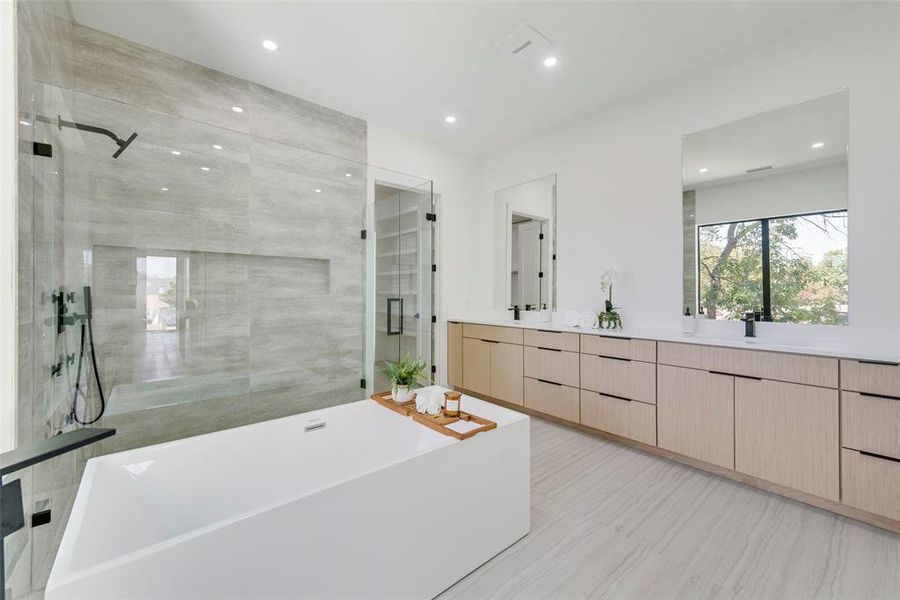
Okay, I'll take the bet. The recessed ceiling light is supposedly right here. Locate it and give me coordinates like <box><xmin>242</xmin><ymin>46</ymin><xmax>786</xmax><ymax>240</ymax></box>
<box><xmin>262</xmin><ymin>40</ymin><xmax>278</xmax><ymax>51</ymax></box>
<box><xmin>314</xmin><ymin>188</ymin><xmax>322</xmax><ymax>193</ymax></box>
<box><xmin>171</xmin><ymin>150</ymin><xmax>181</xmax><ymax>156</ymax></box>
<box><xmin>201</xmin><ymin>166</ymin><xmax>210</xmax><ymax>172</ymax></box>
<box><xmin>161</xmin><ymin>187</ymin><xmax>169</xmax><ymax>191</ymax></box>
<box><xmin>811</xmin><ymin>142</ymin><xmax>825</xmax><ymax>149</ymax></box>
<box><xmin>698</xmin><ymin>167</ymin><xmax>708</xmax><ymax>173</ymax></box>
<box><xmin>344</xmin><ymin>172</ymin><xmax>352</xmax><ymax>178</ymax></box>
<box><xmin>212</xmin><ymin>144</ymin><xmax>223</xmax><ymax>150</ymax></box>
<box><xmin>543</xmin><ymin>56</ymin><xmax>558</xmax><ymax>68</ymax></box>
<box><xmin>19</xmin><ymin>120</ymin><xmax>30</xmax><ymax>126</ymax></box>
<box><xmin>232</xmin><ymin>106</ymin><xmax>244</xmax><ymax>113</ymax></box>
<box><xmin>444</xmin><ymin>115</ymin><xmax>456</xmax><ymax>124</ymax></box>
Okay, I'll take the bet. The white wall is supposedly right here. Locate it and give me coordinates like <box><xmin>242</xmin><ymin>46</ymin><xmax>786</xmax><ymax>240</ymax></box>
<box><xmin>475</xmin><ymin>3</ymin><xmax>900</xmax><ymax>338</ymax></box>
<box><xmin>367</xmin><ymin>123</ymin><xmax>482</xmax><ymax>385</ymax></box>
<box><xmin>694</xmin><ymin>161</ymin><xmax>848</xmax><ymax>225</ymax></box>
<box><xmin>1</xmin><ymin>0</ymin><xmax>17</xmax><ymax>452</ymax></box>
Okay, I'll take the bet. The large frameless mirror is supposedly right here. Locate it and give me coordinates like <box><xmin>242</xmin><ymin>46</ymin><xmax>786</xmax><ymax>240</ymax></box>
<box><xmin>493</xmin><ymin>174</ymin><xmax>557</xmax><ymax>315</ymax></box>
<box><xmin>682</xmin><ymin>90</ymin><xmax>849</xmax><ymax>325</ymax></box>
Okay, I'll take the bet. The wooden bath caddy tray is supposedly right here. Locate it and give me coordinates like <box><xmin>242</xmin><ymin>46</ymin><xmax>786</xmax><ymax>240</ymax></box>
<box><xmin>370</xmin><ymin>391</ymin><xmax>497</xmax><ymax>440</ymax></box>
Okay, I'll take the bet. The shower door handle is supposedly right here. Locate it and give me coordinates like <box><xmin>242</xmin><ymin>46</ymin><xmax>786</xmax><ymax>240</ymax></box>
<box><xmin>387</xmin><ymin>297</ymin><xmax>403</xmax><ymax>336</ymax></box>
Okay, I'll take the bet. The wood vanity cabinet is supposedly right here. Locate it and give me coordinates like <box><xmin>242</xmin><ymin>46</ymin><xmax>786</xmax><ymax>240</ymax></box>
<box><xmin>447</xmin><ymin>322</ymin><xmax>463</xmax><ymax>387</ymax></box>
<box><xmin>580</xmin><ymin>355</ymin><xmax>656</xmax><ymax>404</ymax></box>
<box><xmin>841</xmin><ymin>358</ymin><xmax>900</xmax><ymax>397</ymax></box>
<box><xmin>450</xmin><ymin>320</ymin><xmax>900</xmax><ymax>532</ymax></box>
<box><xmin>462</xmin><ymin>338</ymin><xmax>491</xmax><ymax>396</ymax></box>
<box><xmin>657</xmin><ymin>365</ymin><xmax>735</xmax><ymax>469</ymax></box>
<box><xmin>734</xmin><ymin>377</ymin><xmax>839</xmax><ymax>501</ymax></box>
<box><xmin>580</xmin><ymin>389</ymin><xmax>656</xmax><ymax>446</ymax></box>
<box><xmin>490</xmin><ymin>342</ymin><xmax>524</xmax><ymax>405</ymax></box>
<box><xmin>839</xmin><ymin>359</ymin><xmax>900</xmax><ymax>522</ymax></box>
<box><xmin>461</xmin><ymin>324</ymin><xmax>523</xmax><ymax>405</ymax></box>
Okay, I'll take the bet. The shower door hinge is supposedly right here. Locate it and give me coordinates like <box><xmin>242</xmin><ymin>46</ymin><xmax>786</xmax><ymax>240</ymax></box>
<box><xmin>539</xmin><ymin>233</ymin><xmax>544</xmax><ymax>240</ymax></box>
<box><xmin>33</xmin><ymin>142</ymin><xmax>53</xmax><ymax>158</ymax></box>
<box><xmin>360</xmin><ymin>229</ymin><xmax>367</xmax><ymax>239</ymax></box>
<box><xmin>431</xmin><ymin>315</ymin><xmax>436</xmax><ymax>324</ymax></box>
<box><xmin>538</xmin><ymin>271</ymin><xmax>544</xmax><ymax>278</ymax></box>
<box><xmin>360</xmin><ymin>378</ymin><xmax>366</xmax><ymax>389</ymax></box>
<box><xmin>431</xmin><ymin>365</ymin><xmax>436</xmax><ymax>375</ymax></box>
<box><xmin>431</xmin><ymin>264</ymin><xmax>436</xmax><ymax>272</ymax></box>
<box><xmin>425</xmin><ymin>212</ymin><xmax>436</xmax><ymax>222</ymax></box>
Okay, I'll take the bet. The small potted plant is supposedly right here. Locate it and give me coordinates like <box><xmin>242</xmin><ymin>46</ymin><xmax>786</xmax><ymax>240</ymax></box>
<box><xmin>383</xmin><ymin>356</ymin><xmax>427</xmax><ymax>403</ymax></box>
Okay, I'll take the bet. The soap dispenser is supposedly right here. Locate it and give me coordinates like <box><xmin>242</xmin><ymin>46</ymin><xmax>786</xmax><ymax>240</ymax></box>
<box><xmin>682</xmin><ymin>307</ymin><xmax>694</xmax><ymax>335</ymax></box>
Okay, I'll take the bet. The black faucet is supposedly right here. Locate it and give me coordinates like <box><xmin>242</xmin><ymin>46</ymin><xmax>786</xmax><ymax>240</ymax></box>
<box><xmin>508</xmin><ymin>305</ymin><xmax>521</xmax><ymax>321</ymax></box>
<box><xmin>742</xmin><ymin>312</ymin><xmax>756</xmax><ymax>337</ymax></box>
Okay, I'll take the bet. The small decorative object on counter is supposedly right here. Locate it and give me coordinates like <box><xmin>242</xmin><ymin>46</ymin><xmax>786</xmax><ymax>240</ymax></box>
<box><xmin>444</xmin><ymin>391</ymin><xmax>461</xmax><ymax>417</ymax></box>
<box><xmin>682</xmin><ymin>306</ymin><xmax>694</xmax><ymax>334</ymax></box>
<box><xmin>598</xmin><ymin>268</ymin><xmax>623</xmax><ymax>329</ymax></box>
<box><xmin>382</xmin><ymin>356</ymin><xmax>426</xmax><ymax>404</ymax></box>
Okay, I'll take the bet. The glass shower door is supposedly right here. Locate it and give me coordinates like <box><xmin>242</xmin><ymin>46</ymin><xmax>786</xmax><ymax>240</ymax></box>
<box><xmin>370</xmin><ymin>179</ymin><xmax>434</xmax><ymax>393</ymax></box>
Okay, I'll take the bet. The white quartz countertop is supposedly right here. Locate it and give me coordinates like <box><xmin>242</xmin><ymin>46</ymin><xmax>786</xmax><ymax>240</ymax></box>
<box><xmin>448</xmin><ymin>315</ymin><xmax>900</xmax><ymax>362</ymax></box>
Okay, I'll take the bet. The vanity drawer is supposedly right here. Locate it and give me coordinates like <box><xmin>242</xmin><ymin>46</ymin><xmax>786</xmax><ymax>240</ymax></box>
<box><xmin>841</xmin><ymin>448</ymin><xmax>900</xmax><ymax>522</ymax></box>
<box><xmin>524</xmin><ymin>329</ymin><xmax>579</xmax><ymax>352</ymax></box>
<box><xmin>524</xmin><ymin>378</ymin><xmax>580</xmax><ymax>422</ymax></box>
<box><xmin>580</xmin><ymin>389</ymin><xmax>656</xmax><ymax>446</ymax></box>
<box><xmin>462</xmin><ymin>323</ymin><xmax>523</xmax><ymax>345</ymax></box>
<box><xmin>841</xmin><ymin>359</ymin><xmax>900</xmax><ymax>398</ymax></box>
<box><xmin>842</xmin><ymin>391</ymin><xmax>900</xmax><ymax>460</ymax></box>
<box><xmin>524</xmin><ymin>346</ymin><xmax>579</xmax><ymax>387</ymax></box>
<box><xmin>657</xmin><ymin>342</ymin><xmax>838</xmax><ymax>388</ymax></box>
<box><xmin>580</xmin><ymin>354</ymin><xmax>656</xmax><ymax>404</ymax></box>
<box><xmin>580</xmin><ymin>335</ymin><xmax>656</xmax><ymax>363</ymax></box>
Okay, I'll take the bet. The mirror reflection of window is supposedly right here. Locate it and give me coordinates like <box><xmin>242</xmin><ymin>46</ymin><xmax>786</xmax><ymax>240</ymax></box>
<box><xmin>683</xmin><ymin>90</ymin><xmax>849</xmax><ymax>325</ymax></box>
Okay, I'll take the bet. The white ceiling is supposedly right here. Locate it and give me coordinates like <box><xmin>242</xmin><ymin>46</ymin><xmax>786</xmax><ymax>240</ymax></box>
<box><xmin>69</xmin><ymin>1</ymin><xmax>846</xmax><ymax>156</ymax></box>
<box><xmin>683</xmin><ymin>90</ymin><xmax>848</xmax><ymax>188</ymax></box>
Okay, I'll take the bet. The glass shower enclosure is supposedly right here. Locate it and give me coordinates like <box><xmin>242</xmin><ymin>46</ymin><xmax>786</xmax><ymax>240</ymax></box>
<box><xmin>18</xmin><ymin>79</ymin><xmax>434</xmax><ymax>591</ymax></box>
<box><xmin>365</xmin><ymin>173</ymin><xmax>435</xmax><ymax>394</ymax></box>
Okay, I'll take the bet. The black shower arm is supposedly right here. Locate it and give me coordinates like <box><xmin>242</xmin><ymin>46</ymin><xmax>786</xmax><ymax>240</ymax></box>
<box><xmin>57</xmin><ymin>116</ymin><xmax>127</xmax><ymax>146</ymax></box>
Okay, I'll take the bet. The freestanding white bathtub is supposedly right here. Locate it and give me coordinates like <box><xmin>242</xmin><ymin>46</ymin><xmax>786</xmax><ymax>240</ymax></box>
<box><xmin>46</xmin><ymin>387</ymin><xmax>530</xmax><ymax>599</ymax></box>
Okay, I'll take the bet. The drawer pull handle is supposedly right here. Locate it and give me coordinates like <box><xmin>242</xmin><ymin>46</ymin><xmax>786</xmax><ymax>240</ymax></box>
<box><xmin>537</xmin><ymin>329</ymin><xmax>560</xmax><ymax>334</ymax></box>
<box><xmin>859</xmin><ymin>392</ymin><xmax>900</xmax><ymax>402</ymax></box>
<box><xmin>859</xmin><ymin>450</ymin><xmax>900</xmax><ymax>465</ymax></box>
<box><xmin>537</xmin><ymin>379</ymin><xmax>562</xmax><ymax>387</ymax></box>
<box><xmin>599</xmin><ymin>335</ymin><xmax>632</xmax><ymax>341</ymax></box>
<box><xmin>858</xmin><ymin>359</ymin><xmax>900</xmax><ymax>367</ymax></box>
<box><xmin>537</xmin><ymin>347</ymin><xmax>562</xmax><ymax>353</ymax></box>
<box><xmin>480</xmin><ymin>339</ymin><xmax>501</xmax><ymax>344</ymax></box>
<box><xmin>601</xmin><ymin>355</ymin><xmax>632</xmax><ymax>362</ymax></box>
<box><xmin>601</xmin><ymin>393</ymin><xmax>632</xmax><ymax>403</ymax></box>
<box><xmin>708</xmin><ymin>370</ymin><xmax>761</xmax><ymax>381</ymax></box>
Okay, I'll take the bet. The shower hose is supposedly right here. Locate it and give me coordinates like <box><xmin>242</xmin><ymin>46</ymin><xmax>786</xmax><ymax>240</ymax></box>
<box><xmin>71</xmin><ymin>314</ymin><xmax>106</xmax><ymax>425</ymax></box>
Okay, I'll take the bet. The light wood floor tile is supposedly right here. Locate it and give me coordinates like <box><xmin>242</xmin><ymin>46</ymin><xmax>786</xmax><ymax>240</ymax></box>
<box><xmin>438</xmin><ymin>418</ymin><xmax>900</xmax><ymax>600</ymax></box>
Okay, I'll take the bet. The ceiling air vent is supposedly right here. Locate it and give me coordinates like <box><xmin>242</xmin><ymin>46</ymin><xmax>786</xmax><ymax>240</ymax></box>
<box><xmin>495</xmin><ymin>23</ymin><xmax>552</xmax><ymax>65</ymax></box>
<box><xmin>746</xmin><ymin>165</ymin><xmax>774</xmax><ymax>174</ymax></box>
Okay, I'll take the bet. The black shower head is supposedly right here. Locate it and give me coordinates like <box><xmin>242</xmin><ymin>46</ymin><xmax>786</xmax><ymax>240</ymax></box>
<box><xmin>113</xmin><ymin>132</ymin><xmax>138</xmax><ymax>159</ymax></box>
<box><xmin>56</xmin><ymin>116</ymin><xmax>138</xmax><ymax>158</ymax></box>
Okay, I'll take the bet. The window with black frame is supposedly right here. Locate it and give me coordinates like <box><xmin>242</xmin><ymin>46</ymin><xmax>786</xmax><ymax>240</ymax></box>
<box><xmin>698</xmin><ymin>209</ymin><xmax>847</xmax><ymax>324</ymax></box>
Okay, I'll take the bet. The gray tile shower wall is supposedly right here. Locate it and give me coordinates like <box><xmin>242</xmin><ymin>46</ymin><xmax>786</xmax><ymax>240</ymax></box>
<box><xmin>12</xmin><ymin>2</ymin><xmax>367</xmax><ymax>595</ymax></box>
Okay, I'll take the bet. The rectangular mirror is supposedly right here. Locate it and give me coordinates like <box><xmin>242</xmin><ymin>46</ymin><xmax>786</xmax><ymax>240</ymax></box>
<box><xmin>682</xmin><ymin>90</ymin><xmax>848</xmax><ymax>325</ymax></box>
<box><xmin>494</xmin><ymin>174</ymin><xmax>557</xmax><ymax>313</ymax></box>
